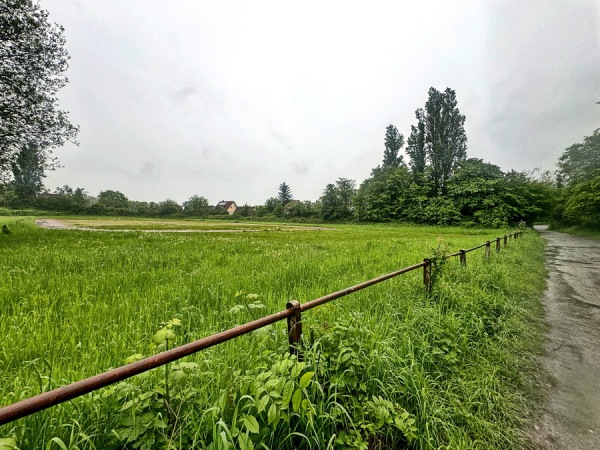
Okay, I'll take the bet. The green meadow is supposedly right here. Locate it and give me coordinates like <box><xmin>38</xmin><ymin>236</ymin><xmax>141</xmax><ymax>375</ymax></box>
<box><xmin>0</xmin><ymin>218</ymin><xmax>546</xmax><ymax>449</ymax></box>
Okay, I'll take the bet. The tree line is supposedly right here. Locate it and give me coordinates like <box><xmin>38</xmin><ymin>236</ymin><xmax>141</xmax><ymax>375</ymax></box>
<box><xmin>1</xmin><ymin>1</ymin><xmax>595</xmax><ymax>229</ymax></box>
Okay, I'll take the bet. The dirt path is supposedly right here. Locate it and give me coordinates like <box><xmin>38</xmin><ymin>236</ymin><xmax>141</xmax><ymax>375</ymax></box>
<box><xmin>531</xmin><ymin>225</ymin><xmax>600</xmax><ymax>449</ymax></box>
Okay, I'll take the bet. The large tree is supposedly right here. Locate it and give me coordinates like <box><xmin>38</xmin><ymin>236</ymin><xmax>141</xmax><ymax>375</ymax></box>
<box><xmin>98</xmin><ymin>190</ymin><xmax>128</xmax><ymax>209</ymax></box>
<box><xmin>382</xmin><ymin>124</ymin><xmax>405</xmax><ymax>168</ymax></box>
<box><xmin>406</xmin><ymin>87</ymin><xmax>467</xmax><ymax>196</ymax></box>
<box><xmin>11</xmin><ymin>142</ymin><xmax>46</xmax><ymax>200</ymax></box>
<box><xmin>320</xmin><ymin>178</ymin><xmax>356</xmax><ymax>221</ymax></box>
<box><xmin>183</xmin><ymin>195</ymin><xmax>209</xmax><ymax>217</ymax></box>
<box><xmin>555</xmin><ymin>129</ymin><xmax>600</xmax><ymax>228</ymax></box>
<box><xmin>277</xmin><ymin>182</ymin><xmax>292</xmax><ymax>205</ymax></box>
<box><xmin>557</xmin><ymin>129</ymin><xmax>600</xmax><ymax>186</ymax></box>
<box><xmin>0</xmin><ymin>0</ymin><xmax>78</xmax><ymax>179</ymax></box>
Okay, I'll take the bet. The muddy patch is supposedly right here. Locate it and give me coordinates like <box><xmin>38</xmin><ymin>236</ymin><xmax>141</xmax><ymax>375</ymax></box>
<box><xmin>34</xmin><ymin>219</ymin><xmax>332</xmax><ymax>233</ymax></box>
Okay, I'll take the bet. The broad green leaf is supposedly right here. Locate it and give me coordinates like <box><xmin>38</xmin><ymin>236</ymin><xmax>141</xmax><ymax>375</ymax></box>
<box><xmin>243</xmin><ymin>415</ymin><xmax>260</xmax><ymax>434</ymax></box>
<box><xmin>153</xmin><ymin>328</ymin><xmax>176</xmax><ymax>345</ymax></box>
<box><xmin>257</xmin><ymin>394</ymin><xmax>269</xmax><ymax>413</ymax></box>
<box><xmin>299</xmin><ymin>371</ymin><xmax>315</xmax><ymax>389</ymax></box>
<box><xmin>124</xmin><ymin>353</ymin><xmax>143</xmax><ymax>364</ymax></box>
<box><xmin>281</xmin><ymin>380</ymin><xmax>294</xmax><ymax>406</ymax></box>
<box><xmin>292</xmin><ymin>388</ymin><xmax>302</xmax><ymax>412</ymax></box>
<box><xmin>267</xmin><ymin>403</ymin><xmax>278</xmax><ymax>425</ymax></box>
<box><xmin>0</xmin><ymin>438</ymin><xmax>18</xmax><ymax>450</ymax></box>
<box><xmin>238</xmin><ymin>433</ymin><xmax>254</xmax><ymax>450</ymax></box>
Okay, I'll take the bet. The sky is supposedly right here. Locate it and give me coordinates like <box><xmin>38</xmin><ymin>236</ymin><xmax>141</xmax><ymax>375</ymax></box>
<box><xmin>42</xmin><ymin>0</ymin><xmax>600</xmax><ymax>206</ymax></box>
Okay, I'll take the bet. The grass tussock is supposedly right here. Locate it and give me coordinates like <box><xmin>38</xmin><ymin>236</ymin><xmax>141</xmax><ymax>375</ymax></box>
<box><xmin>0</xmin><ymin>217</ymin><xmax>546</xmax><ymax>449</ymax></box>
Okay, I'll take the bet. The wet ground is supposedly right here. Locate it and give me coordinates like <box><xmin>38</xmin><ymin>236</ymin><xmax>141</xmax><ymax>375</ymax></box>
<box><xmin>34</xmin><ymin>219</ymin><xmax>331</xmax><ymax>233</ymax></box>
<box><xmin>531</xmin><ymin>225</ymin><xmax>600</xmax><ymax>449</ymax></box>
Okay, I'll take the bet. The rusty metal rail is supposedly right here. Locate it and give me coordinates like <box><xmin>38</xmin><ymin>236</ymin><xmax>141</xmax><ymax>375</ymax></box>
<box><xmin>0</xmin><ymin>231</ymin><xmax>524</xmax><ymax>426</ymax></box>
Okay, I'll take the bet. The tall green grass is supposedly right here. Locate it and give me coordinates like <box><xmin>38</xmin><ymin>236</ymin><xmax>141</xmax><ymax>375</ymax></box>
<box><xmin>0</xmin><ymin>218</ymin><xmax>545</xmax><ymax>449</ymax></box>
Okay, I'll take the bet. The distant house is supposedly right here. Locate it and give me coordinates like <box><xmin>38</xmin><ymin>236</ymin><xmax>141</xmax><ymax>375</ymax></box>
<box><xmin>216</xmin><ymin>200</ymin><xmax>237</xmax><ymax>215</ymax></box>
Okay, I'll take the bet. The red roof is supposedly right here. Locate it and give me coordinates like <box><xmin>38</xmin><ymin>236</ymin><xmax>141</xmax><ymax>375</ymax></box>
<box><xmin>216</xmin><ymin>200</ymin><xmax>236</xmax><ymax>209</ymax></box>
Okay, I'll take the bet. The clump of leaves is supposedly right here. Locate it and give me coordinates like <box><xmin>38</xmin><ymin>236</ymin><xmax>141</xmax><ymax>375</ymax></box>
<box><xmin>429</xmin><ymin>237</ymin><xmax>450</xmax><ymax>289</ymax></box>
<box><xmin>229</xmin><ymin>291</ymin><xmax>265</xmax><ymax>319</ymax></box>
<box><xmin>106</xmin><ymin>318</ymin><xmax>200</xmax><ymax>449</ymax></box>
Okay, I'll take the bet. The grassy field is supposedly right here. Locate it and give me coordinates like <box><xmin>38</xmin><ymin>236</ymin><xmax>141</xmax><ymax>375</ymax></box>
<box><xmin>0</xmin><ymin>217</ymin><xmax>546</xmax><ymax>449</ymax></box>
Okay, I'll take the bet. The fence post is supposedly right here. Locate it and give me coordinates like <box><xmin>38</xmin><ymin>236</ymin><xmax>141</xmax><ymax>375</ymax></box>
<box><xmin>286</xmin><ymin>300</ymin><xmax>303</xmax><ymax>361</ymax></box>
<box><xmin>496</xmin><ymin>238</ymin><xmax>501</xmax><ymax>252</ymax></box>
<box><xmin>459</xmin><ymin>249</ymin><xmax>466</xmax><ymax>267</ymax></box>
<box><xmin>485</xmin><ymin>241</ymin><xmax>491</xmax><ymax>259</ymax></box>
<box><xmin>423</xmin><ymin>259</ymin><xmax>432</xmax><ymax>293</ymax></box>
<box><xmin>503</xmin><ymin>235</ymin><xmax>508</xmax><ymax>248</ymax></box>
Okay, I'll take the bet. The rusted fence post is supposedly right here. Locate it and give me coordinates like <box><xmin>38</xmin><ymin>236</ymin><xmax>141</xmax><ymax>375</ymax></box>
<box><xmin>503</xmin><ymin>235</ymin><xmax>508</xmax><ymax>248</ymax></box>
<box><xmin>496</xmin><ymin>238</ymin><xmax>501</xmax><ymax>252</ymax></box>
<box><xmin>459</xmin><ymin>250</ymin><xmax>466</xmax><ymax>267</ymax></box>
<box><xmin>485</xmin><ymin>241</ymin><xmax>491</xmax><ymax>259</ymax></box>
<box><xmin>286</xmin><ymin>300</ymin><xmax>303</xmax><ymax>361</ymax></box>
<box><xmin>423</xmin><ymin>259</ymin><xmax>432</xmax><ymax>293</ymax></box>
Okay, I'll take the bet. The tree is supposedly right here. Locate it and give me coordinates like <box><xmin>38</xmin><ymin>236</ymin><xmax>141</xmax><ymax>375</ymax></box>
<box><xmin>0</xmin><ymin>0</ymin><xmax>78</xmax><ymax>179</ymax></box>
<box><xmin>263</xmin><ymin>197</ymin><xmax>280</xmax><ymax>214</ymax></box>
<box><xmin>353</xmin><ymin>166</ymin><xmax>413</xmax><ymax>222</ymax></box>
<box><xmin>554</xmin><ymin>129</ymin><xmax>600</xmax><ymax>228</ymax></box>
<box><xmin>382</xmin><ymin>125</ymin><xmax>405</xmax><ymax>168</ymax></box>
<box><xmin>319</xmin><ymin>178</ymin><xmax>356</xmax><ymax>221</ymax></box>
<box><xmin>406</xmin><ymin>109</ymin><xmax>426</xmax><ymax>177</ymax></box>
<box><xmin>157</xmin><ymin>199</ymin><xmax>182</xmax><ymax>216</ymax></box>
<box><xmin>277</xmin><ymin>182</ymin><xmax>292</xmax><ymax>205</ymax></box>
<box><xmin>406</xmin><ymin>87</ymin><xmax>467</xmax><ymax>196</ymax></box>
<box><xmin>98</xmin><ymin>190</ymin><xmax>128</xmax><ymax>209</ymax></box>
<box><xmin>557</xmin><ymin>129</ymin><xmax>600</xmax><ymax>185</ymax></box>
<box><xmin>183</xmin><ymin>195</ymin><xmax>209</xmax><ymax>217</ymax></box>
<box><xmin>11</xmin><ymin>142</ymin><xmax>45</xmax><ymax>200</ymax></box>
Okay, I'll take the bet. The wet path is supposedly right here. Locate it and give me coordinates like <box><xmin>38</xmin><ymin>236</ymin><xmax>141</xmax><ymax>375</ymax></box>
<box><xmin>531</xmin><ymin>226</ymin><xmax>600</xmax><ymax>449</ymax></box>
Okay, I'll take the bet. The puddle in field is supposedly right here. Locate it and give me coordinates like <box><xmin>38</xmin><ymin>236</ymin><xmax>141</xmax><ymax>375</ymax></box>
<box><xmin>530</xmin><ymin>225</ymin><xmax>600</xmax><ymax>449</ymax></box>
<box><xmin>34</xmin><ymin>219</ymin><xmax>331</xmax><ymax>233</ymax></box>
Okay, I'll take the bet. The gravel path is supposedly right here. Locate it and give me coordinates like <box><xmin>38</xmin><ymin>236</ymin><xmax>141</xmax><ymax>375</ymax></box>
<box><xmin>531</xmin><ymin>225</ymin><xmax>600</xmax><ymax>449</ymax></box>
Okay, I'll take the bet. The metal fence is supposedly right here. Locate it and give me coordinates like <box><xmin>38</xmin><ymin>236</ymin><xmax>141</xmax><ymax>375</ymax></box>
<box><xmin>0</xmin><ymin>231</ymin><xmax>524</xmax><ymax>425</ymax></box>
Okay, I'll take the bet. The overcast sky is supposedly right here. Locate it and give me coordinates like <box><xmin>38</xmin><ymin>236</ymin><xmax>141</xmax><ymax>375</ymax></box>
<box><xmin>42</xmin><ymin>0</ymin><xmax>600</xmax><ymax>205</ymax></box>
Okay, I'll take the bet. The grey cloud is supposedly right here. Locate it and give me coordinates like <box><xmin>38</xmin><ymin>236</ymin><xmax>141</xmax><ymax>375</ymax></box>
<box><xmin>140</xmin><ymin>160</ymin><xmax>155</xmax><ymax>177</ymax></box>
<box><xmin>171</xmin><ymin>87</ymin><xmax>197</xmax><ymax>102</ymax></box>
<box><xmin>291</xmin><ymin>160</ymin><xmax>313</xmax><ymax>176</ymax></box>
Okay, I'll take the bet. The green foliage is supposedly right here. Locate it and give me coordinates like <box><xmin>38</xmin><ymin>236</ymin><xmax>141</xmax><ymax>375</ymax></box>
<box><xmin>353</xmin><ymin>167</ymin><xmax>412</xmax><ymax>222</ymax></box>
<box><xmin>98</xmin><ymin>190</ymin><xmax>129</xmax><ymax>209</ymax></box>
<box><xmin>10</xmin><ymin>143</ymin><xmax>48</xmax><ymax>201</ymax></box>
<box><xmin>0</xmin><ymin>0</ymin><xmax>78</xmax><ymax>179</ymax></box>
<box><xmin>407</xmin><ymin>87</ymin><xmax>467</xmax><ymax>196</ymax></box>
<box><xmin>382</xmin><ymin>125</ymin><xmax>405</xmax><ymax>168</ymax></box>
<box><xmin>562</xmin><ymin>175</ymin><xmax>600</xmax><ymax>228</ymax></box>
<box><xmin>277</xmin><ymin>182</ymin><xmax>293</xmax><ymax>206</ymax></box>
<box><xmin>320</xmin><ymin>178</ymin><xmax>356</xmax><ymax>221</ymax></box>
<box><xmin>557</xmin><ymin>129</ymin><xmax>600</xmax><ymax>185</ymax></box>
<box><xmin>422</xmin><ymin>197</ymin><xmax>461</xmax><ymax>226</ymax></box>
<box><xmin>157</xmin><ymin>199</ymin><xmax>183</xmax><ymax>216</ymax></box>
<box><xmin>183</xmin><ymin>195</ymin><xmax>210</xmax><ymax>217</ymax></box>
<box><xmin>554</xmin><ymin>129</ymin><xmax>600</xmax><ymax>229</ymax></box>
